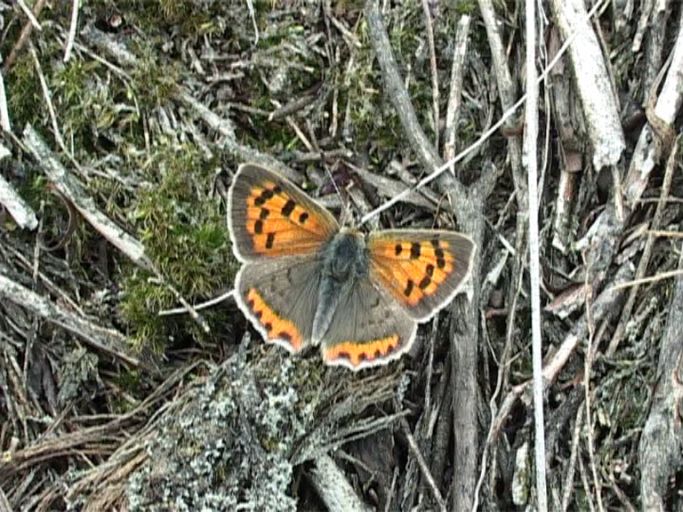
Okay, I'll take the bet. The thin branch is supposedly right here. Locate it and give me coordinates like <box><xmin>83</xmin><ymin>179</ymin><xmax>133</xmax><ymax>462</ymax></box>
<box><xmin>159</xmin><ymin>290</ymin><xmax>235</xmax><ymax>317</ymax></box>
<box><xmin>443</xmin><ymin>15</ymin><xmax>471</xmax><ymax>169</ymax></box>
<box><xmin>363</xmin><ymin>1</ymin><xmax>448</xmax><ymax>177</ymax></box>
<box><xmin>16</xmin><ymin>0</ymin><xmax>42</xmax><ymax>30</ymax></box>
<box><xmin>525</xmin><ymin>0</ymin><xmax>548</xmax><ymax>508</ymax></box>
<box><xmin>309</xmin><ymin>455</ymin><xmax>371</xmax><ymax>512</ymax></box>
<box><xmin>0</xmin><ymin>273</ymin><xmax>140</xmax><ymax>368</ymax></box>
<box><xmin>63</xmin><ymin>0</ymin><xmax>80</xmax><ymax>62</ymax></box>
<box><xmin>421</xmin><ymin>0</ymin><xmax>440</xmax><ymax>150</ymax></box>
<box><xmin>3</xmin><ymin>0</ymin><xmax>48</xmax><ymax>72</ymax></box>
<box><xmin>638</xmin><ymin>215</ymin><xmax>683</xmax><ymax>510</ymax></box>
<box><xmin>0</xmin><ymin>59</ymin><xmax>11</xmax><ymax>131</ymax></box>
<box><xmin>360</xmin><ymin>0</ymin><xmax>606</xmax><ymax>226</ymax></box>
<box><xmin>401</xmin><ymin>417</ymin><xmax>447</xmax><ymax>512</ymax></box>
<box><xmin>561</xmin><ymin>406</ymin><xmax>585</xmax><ymax>511</ymax></box>
<box><xmin>30</xmin><ymin>45</ymin><xmax>68</xmax><ymax>155</ymax></box>
<box><xmin>607</xmin><ymin>269</ymin><xmax>683</xmax><ymax>291</ymax></box>
<box><xmin>583</xmin><ymin>282</ymin><xmax>605</xmax><ymax>512</ymax></box>
<box><xmin>0</xmin><ymin>143</ymin><xmax>37</xmax><ymax>230</ymax></box>
<box><xmin>608</xmin><ymin>136</ymin><xmax>680</xmax><ymax>354</ymax></box>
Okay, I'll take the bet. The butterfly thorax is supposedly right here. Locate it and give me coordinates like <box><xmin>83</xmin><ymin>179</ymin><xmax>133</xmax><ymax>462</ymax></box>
<box><xmin>311</xmin><ymin>229</ymin><xmax>368</xmax><ymax>344</ymax></box>
<box><xmin>323</xmin><ymin>229</ymin><xmax>368</xmax><ymax>280</ymax></box>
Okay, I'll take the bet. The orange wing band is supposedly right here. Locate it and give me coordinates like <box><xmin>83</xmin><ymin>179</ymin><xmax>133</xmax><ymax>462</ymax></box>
<box><xmin>323</xmin><ymin>335</ymin><xmax>400</xmax><ymax>368</ymax></box>
<box><xmin>244</xmin><ymin>181</ymin><xmax>331</xmax><ymax>256</ymax></box>
<box><xmin>245</xmin><ymin>288</ymin><xmax>303</xmax><ymax>351</ymax></box>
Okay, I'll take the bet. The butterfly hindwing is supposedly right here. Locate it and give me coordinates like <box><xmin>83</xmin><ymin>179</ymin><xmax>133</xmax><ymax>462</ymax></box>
<box><xmin>228</xmin><ymin>163</ymin><xmax>339</xmax><ymax>262</ymax></box>
<box><xmin>320</xmin><ymin>277</ymin><xmax>417</xmax><ymax>371</ymax></box>
<box><xmin>235</xmin><ymin>256</ymin><xmax>324</xmax><ymax>353</ymax></box>
<box><xmin>367</xmin><ymin>230</ymin><xmax>475</xmax><ymax>321</ymax></box>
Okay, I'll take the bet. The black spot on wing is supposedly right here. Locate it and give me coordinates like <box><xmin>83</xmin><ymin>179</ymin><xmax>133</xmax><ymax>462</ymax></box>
<box><xmin>254</xmin><ymin>188</ymin><xmax>274</xmax><ymax>206</ymax></box>
<box><xmin>435</xmin><ymin>248</ymin><xmax>446</xmax><ymax>269</ymax></box>
<box><xmin>404</xmin><ymin>279</ymin><xmax>414</xmax><ymax>297</ymax></box>
<box><xmin>281</xmin><ymin>199</ymin><xmax>296</xmax><ymax>217</ymax></box>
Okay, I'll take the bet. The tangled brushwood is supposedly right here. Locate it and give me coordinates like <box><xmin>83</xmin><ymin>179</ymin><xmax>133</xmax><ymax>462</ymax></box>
<box><xmin>0</xmin><ymin>1</ymin><xmax>682</xmax><ymax>511</ymax></box>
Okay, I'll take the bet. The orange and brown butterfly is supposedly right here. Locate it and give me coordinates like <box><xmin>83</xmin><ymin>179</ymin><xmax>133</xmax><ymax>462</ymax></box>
<box><xmin>227</xmin><ymin>163</ymin><xmax>475</xmax><ymax>371</ymax></box>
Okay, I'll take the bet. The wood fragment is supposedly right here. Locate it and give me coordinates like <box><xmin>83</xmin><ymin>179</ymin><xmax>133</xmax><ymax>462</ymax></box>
<box><xmin>420</xmin><ymin>0</ymin><xmax>440</xmax><ymax>151</ymax></box>
<box><xmin>638</xmin><ymin>240</ymin><xmax>683</xmax><ymax>510</ymax></box>
<box><xmin>0</xmin><ymin>273</ymin><xmax>140</xmax><ymax>368</ymax></box>
<box><xmin>443</xmin><ymin>15</ymin><xmax>471</xmax><ymax>169</ymax></box>
<box><xmin>549</xmin><ymin>0</ymin><xmax>626</xmax><ymax>169</ymax></box>
<box><xmin>3</xmin><ymin>0</ymin><xmax>47</xmax><ymax>72</ymax></box>
<box><xmin>22</xmin><ymin>125</ymin><xmax>152</xmax><ymax>272</ymax></box>
<box><xmin>608</xmin><ymin>136</ymin><xmax>681</xmax><ymax>355</ymax></box>
<box><xmin>0</xmin><ymin>144</ymin><xmax>37</xmax><ymax>230</ymax></box>
<box><xmin>309</xmin><ymin>455</ymin><xmax>372</xmax><ymax>512</ymax></box>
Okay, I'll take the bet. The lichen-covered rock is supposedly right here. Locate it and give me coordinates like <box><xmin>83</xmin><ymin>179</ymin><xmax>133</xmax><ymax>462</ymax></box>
<box><xmin>126</xmin><ymin>348</ymin><xmax>314</xmax><ymax>511</ymax></box>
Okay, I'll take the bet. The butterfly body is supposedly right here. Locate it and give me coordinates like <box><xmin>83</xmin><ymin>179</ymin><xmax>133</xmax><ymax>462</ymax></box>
<box><xmin>228</xmin><ymin>163</ymin><xmax>475</xmax><ymax>371</ymax></box>
<box><xmin>313</xmin><ymin>229</ymin><xmax>369</xmax><ymax>344</ymax></box>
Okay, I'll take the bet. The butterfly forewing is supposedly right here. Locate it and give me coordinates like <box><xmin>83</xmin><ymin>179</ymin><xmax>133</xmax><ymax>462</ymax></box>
<box><xmin>320</xmin><ymin>278</ymin><xmax>417</xmax><ymax>371</ymax></box>
<box><xmin>368</xmin><ymin>230</ymin><xmax>475</xmax><ymax>321</ymax></box>
<box><xmin>235</xmin><ymin>256</ymin><xmax>323</xmax><ymax>353</ymax></box>
<box><xmin>228</xmin><ymin>164</ymin><xmax>339</xmax><ymax>262</ymax></box>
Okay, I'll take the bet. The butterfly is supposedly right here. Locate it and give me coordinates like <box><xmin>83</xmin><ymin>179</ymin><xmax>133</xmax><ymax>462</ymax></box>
<box><xmin>227</xmin><ymin>163</ymin><xmax>475</xmax><ymax>371</ymax></box>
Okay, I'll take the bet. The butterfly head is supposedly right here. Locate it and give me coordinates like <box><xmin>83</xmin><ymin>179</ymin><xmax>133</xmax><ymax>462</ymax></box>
<box><xmin>322</xmin><ymin>228</ymin><xmax>368</xmax><ymax>282</ymax></box>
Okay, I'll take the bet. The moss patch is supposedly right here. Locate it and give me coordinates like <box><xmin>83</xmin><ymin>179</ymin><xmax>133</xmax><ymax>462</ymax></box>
<box><xmin>120</xmin><ymin>143</ymin><xmax>237</xmax><ymax>350</ymax></box>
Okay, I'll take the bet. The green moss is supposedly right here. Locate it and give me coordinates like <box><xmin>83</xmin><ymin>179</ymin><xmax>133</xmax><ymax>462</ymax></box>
<box><xmin>120</xmin><ymin>143</ymin><xmax>238</xmax><ymax>350</ymax></box>
<box><xmin>9</xmin><ymin>44</ymin><xmax>141</xmax><ymax>155</ymax></box>
<box><xmin>6</xmin><ymin>54</ymin><xmax>43</xmax><ymax>129</ymax></box>
<box><xmin>50</xmin><ymin>59</ymin><xmax>125</xmax><ymax>147</ymax></box>
<box><xmin>119</xmin><ymin>274</ymin><xmax>170</xmax><ymax>350</ymax></box>
<box><xmin>453</xmin><ymin>0</ymin><xmax>478</xmax><ymax>15</ymax></box>
<box><xmin>17</xmin><ymin>174</ymin><xmax>48</xmax><ymax>211</ymax></box>
<box><xmin>98</xmin><ymin>0</ymin><xmax>224</xmax><ymax>37</ymax></box>
<box><xmin>130</xmin><ymin>52</ymin><xmax>180</xmax><ymax>111</ymax></box>
<box><xmin>343</xmin><ymin>16</ymin><xmax>412</xmax><ymax>153</ymax></box>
